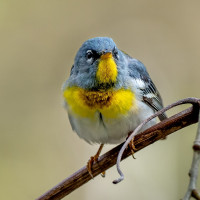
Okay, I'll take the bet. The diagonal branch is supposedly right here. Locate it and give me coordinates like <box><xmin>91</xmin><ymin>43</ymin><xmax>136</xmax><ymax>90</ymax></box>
<box><xmin>36</xmin><ymin>98</ymin><xmax>200</xmax><ymax>200</ymax></box>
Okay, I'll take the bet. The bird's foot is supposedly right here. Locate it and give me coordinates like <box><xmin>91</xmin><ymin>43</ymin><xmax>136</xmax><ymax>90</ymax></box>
<box><xmin>128</xmin><ymin>136</ymin><xmax>137</xmax><ymax>159</ymax></box>
<box><xmin>87</xmin><ymin>144</ymin><xmax>104</xmax><ymax>178</ymax></box>
<box><xmin>126</xmin><ymin>132</ymin><xmax>137</xmax><ymax>159</ymax></box>
<box><xmin>87</xmin><ymin>154</ymin><xmax>99</xmax><ymax>178</ymax></box>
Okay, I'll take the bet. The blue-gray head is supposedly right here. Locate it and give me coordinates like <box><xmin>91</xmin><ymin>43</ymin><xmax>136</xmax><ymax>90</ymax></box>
<box><xmin>67</xmin><ymin>37</ymin><xmax>128</xmax><ymax>90</ymax></box>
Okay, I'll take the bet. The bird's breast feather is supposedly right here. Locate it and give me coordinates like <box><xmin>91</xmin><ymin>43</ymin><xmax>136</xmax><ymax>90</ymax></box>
<box><xmin>63</xmin><ymin>87</ymin><xmax>136</xmax><ymax>119</ymax></box>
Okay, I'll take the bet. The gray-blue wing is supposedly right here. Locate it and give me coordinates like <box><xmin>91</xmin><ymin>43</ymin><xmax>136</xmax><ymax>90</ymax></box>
<box><xmin>127</xmin><ymin>57</ymin><xmax>167</xmax><ymax>121</ymax></box>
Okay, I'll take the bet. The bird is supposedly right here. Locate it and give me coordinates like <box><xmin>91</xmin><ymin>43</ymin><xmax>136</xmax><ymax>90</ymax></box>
<box><xmin>62</xmin><ymin>37</ymin><xmax>167</xmax><ymax>177</ymax></box>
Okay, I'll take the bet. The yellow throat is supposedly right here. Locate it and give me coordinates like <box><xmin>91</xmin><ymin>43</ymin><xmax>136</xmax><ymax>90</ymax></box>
<box><xmin>96</xmin><ymin>52</ymin><xmax>118</xmax><ymax>84</ymax></box>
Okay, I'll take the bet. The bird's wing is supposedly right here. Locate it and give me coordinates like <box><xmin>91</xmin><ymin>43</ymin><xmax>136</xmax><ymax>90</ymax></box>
<box><xmin>127</xmin><ymin>57</ymin><xmax>167</xmax><ymax>121</ymax></box>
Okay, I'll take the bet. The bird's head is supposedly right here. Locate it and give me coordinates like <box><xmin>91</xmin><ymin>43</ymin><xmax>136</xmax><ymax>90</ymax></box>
<box><xmin>69</xmin><ymin>37</ymin><xmax>127</xmax><ymax>90</ymax></box>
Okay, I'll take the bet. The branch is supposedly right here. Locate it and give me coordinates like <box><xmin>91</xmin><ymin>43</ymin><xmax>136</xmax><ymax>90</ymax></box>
<box><xmin>36</xmin><ymin>98</ymin><xmax>200</xmax><ymax>200</ymax></box>
<box><xmin>183</xmin><ymin>107</ymin><xmax>200</xmax><ymax>200</ymax></box>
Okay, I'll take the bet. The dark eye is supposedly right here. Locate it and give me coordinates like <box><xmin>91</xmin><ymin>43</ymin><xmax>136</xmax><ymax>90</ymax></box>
<box><xmin>113</xmin><ymin>48</ymin><xmax>119</xmax><ymax>60</ymax></box>
<box><xmin>86</xmin><ymin>50</ymin><xmax>94</xmax><ymax>60</ymax></box>
<box><xmin>86</xmin><ymin>50</ymin><xmax>99</xmax><ymax>64</ymax></box>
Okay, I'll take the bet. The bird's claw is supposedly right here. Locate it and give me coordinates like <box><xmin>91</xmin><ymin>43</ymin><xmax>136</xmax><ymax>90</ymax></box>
<box><xmin>87</xmin><ymin>155</ymin><xmax>98</xmax><ymax>178</ymax></box>
<box><xmin>128</xmin><ymin>136</ymin><xmax>137</xmax><ymax>159</ymax></box>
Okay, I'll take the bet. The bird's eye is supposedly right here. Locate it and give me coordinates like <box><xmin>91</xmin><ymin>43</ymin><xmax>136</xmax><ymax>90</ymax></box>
<box><xmin>86</xmin><ymin>50</ymin><xmax>94</xmax><ymax>60</ymax></box>
<box><xmin>86</xmin><ymin>50</ymin><xmax>99</xmax><ymax>64</ymax></box>
<box><xmin>113</xmin><ymin>48</ymin><xmax>119</xmax><ymax>60</ymax></box>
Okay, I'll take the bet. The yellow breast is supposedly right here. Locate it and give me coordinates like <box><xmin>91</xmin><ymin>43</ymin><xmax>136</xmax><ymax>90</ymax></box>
<box><xmin>63</xmin><ymin>87</ymin><xmax>136</xmax><ymax>119</ymax></box>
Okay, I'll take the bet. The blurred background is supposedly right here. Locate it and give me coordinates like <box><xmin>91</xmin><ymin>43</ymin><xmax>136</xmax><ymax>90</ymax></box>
<box><xmin>0</xmin><ymin>0</ymin><xmax>200</xmax><ymax>199</ymax></box>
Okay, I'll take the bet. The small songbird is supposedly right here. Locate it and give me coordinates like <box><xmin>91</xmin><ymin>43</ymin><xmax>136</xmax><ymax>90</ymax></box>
<box><xmin>62</xmin><ymin>37</ymin><xmax>166</xmax><ymax>176</ymax></box>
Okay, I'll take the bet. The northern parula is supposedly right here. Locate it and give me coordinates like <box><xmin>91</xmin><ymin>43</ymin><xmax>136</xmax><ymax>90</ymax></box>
<box><xmin>62</xmin><ymin>37</ymin><xmax>166</xmax><ymax>175</ymax></box>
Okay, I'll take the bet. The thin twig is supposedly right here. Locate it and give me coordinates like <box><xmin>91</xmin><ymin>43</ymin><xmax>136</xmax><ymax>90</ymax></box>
<box><xmin>183</xmin><ymin>102</ymin><xmax>200</xmax><ymax>200</ymax></box>
<box><xmin>113</xmin><ymin>98</ymin><xmax>200</xmax><ymax>184</ymax></box>
<box><xmin>36</xmin><ymin>98</ymin><xmax>200</xmax><ymax>200</ymax></box>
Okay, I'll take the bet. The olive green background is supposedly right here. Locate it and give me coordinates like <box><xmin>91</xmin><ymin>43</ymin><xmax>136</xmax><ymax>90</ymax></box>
<box><xmin>1</xmin><ymin>0</ymin><xmax>200</xmax><ymax>199</ymax></box>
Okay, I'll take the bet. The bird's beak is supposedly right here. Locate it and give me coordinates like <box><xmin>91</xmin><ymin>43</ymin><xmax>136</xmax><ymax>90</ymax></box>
<box><xmin>100</xmin><ymin>52</ymin><xmax>112</xmax><ymax>59</ymax></box>
<box><xmin>96</xmin><ymin>51</ymin><xmax>117</xmax><ymax>84</ymax></box>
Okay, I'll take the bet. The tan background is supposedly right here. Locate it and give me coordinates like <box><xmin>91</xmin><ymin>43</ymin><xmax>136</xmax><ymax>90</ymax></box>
<box><xmin>1</xmin><ymin>0</ymin><xmax>200</xmax><ymax>199</ymax></box>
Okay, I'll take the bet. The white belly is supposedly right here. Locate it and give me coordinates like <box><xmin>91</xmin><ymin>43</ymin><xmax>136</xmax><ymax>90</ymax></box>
<box><xmin>68</xmin><ymin>100</ymin><xmax>156</xmax><ymax>144</ymax></box>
